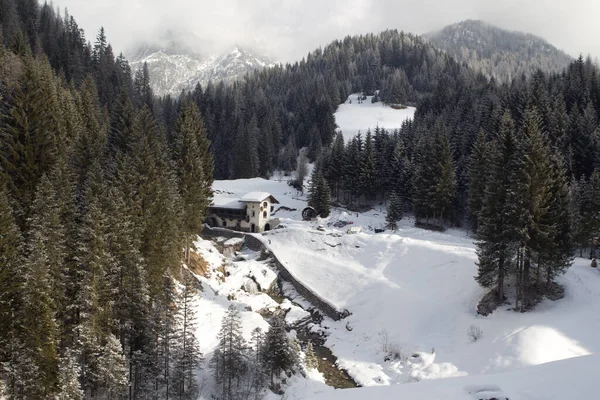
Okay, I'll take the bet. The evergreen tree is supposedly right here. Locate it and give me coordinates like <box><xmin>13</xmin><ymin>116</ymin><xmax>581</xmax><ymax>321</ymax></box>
<box><xmin>212</xmin><ymin>305</ymin><xmax>248</xmax><ymax>400</ymax></box>
<box><xmin>413</xmin><ymin>125</ymin><xmax>455</xmax><ymax>227</ymax></box>
<box><xmin>262</xmin><ymin>316</ymin><xmax>299</xmax><ymax>387</ymax></box>
<box><xmin>0</xmin><ymin>187</ymin><xmax>24</xmax><ymax>391</ymax></box>
<box><xmin>386</xmin><ymin>191</ymin><xmax>403</xmax><ymax>230</ymax></box>
<box><xmin>16</xmin><ymin>176</ymin><xmax>64</xmax><ymax>398</ymax></box>
<box><xmin>57</xmin><ymin>349</ymin><xmax>84</xmax><ymax>400</ymax></box>
<box><xmin>172</xmin><ymin>101</ymin><xmax>214</xmax><ymax>264</ymax></box>
<box><xmin>476</xmin><ymin>112</ymin><xmax>522</xmax><ymax>302</ymax></box>
<box><xmin>0</xmin><ymin>56</ymin><xmax>61</xmax><ymax>225</ymax></box>
<box><xmin>359</xmin><ymin>130</ymin><xmax>376</xmax><ymax>198</ymax></box>
<box><xmin>308</xmin><ymin>168</ymin><xmax>331</xmax><ymax>218</ymax></box>
<box><xmin>172</xmin><ymin>271</ymin><xmax>203</xmax><ymax>400</ymax></box>
<box><xmin>468</xmin><ymin>129</ymin><xmax>489</xmax><ymax>231</ymax></box>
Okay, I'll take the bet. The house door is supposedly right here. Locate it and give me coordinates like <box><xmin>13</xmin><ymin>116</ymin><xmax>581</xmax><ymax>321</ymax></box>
<box><xmin>250</xmin><ymin>223</ymin><xmax>255</xmax><ymax>233</ymax></box>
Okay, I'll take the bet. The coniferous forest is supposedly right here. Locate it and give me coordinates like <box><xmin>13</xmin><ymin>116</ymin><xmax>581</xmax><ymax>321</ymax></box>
<box><xmin>1</xmin><ymin>0</ymin><xmax>600</xmax><ymax>398</ymax></box>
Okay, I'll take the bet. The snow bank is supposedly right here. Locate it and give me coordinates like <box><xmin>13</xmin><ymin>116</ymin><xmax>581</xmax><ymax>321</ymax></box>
<box><xmin>311</xmin><ymin>355</ymin><xmax>599</xmax><ymax>400</ymax></box>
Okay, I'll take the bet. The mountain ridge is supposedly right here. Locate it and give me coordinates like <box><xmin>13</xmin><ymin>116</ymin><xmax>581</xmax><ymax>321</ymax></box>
<box><xmin>424</xmin><ymin>19</ymin><xmax>573</xmax><ymax>82</ymax></box>
<box><xmin>129</xmin><ymin>45</ymin><xmax>274</xmax><ymax>97</ymax></box>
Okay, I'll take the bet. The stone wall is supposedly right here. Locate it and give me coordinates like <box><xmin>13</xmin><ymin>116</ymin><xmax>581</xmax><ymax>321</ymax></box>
<box><xmin>201</xmin><ymin>226</ymin><xmax>350</xmax><ymax>321</ymax></box>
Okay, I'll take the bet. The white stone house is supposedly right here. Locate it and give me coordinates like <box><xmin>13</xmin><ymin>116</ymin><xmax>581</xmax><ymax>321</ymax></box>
<box><xmin>205</xmin><ymin>192</ymin><xmax>280</xmax><ymax>233</ymax></box>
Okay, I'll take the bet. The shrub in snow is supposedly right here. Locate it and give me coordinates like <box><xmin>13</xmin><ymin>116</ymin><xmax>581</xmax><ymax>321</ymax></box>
<box><xmin>378</xmin><ymin>330</ymin><xmax>404</xmax><ymax>362</ymax></box>
<box><xmin>304</xmin><ymin>342</ymin><xmax>319</xmax><ymax>370</ymax></box>
<box><xmin>468</xmin><ymin>324</ymin><xmax>483</xmax><ymax>342</ymax></box>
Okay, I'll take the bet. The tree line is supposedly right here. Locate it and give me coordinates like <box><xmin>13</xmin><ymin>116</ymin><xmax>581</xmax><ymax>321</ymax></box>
<box><xmin>0</xmin><ymin>2</ymin><xmax>213</xmax><ymax>398</ymax></box>
<box><xmin>211</xmin><ymin>306</ymin><xmax>307</xmax><ymax>400</ymax></box>
<box><xmin>308</xmin><ymin>57</ymin><xmax>600</xmax><ymax>311</ymax></box>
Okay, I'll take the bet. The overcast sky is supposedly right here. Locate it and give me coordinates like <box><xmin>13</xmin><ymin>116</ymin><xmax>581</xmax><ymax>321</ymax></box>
<box><xmin>54</xmin><ymin>0</ymin><xmax>599</xmax><ymax>62</ymax></box>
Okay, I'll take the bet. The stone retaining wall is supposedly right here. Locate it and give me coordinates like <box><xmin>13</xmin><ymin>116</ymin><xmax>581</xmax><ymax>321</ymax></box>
<box><xmin>201</xmin><ymin>226</ymin><xmax>350</xmax><ymax>321</ymax></box>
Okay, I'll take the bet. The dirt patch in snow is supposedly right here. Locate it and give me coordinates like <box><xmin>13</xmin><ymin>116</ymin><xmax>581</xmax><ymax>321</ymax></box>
<box><xmin>188</xmin><ymin>251</ymin><xmax>211</xmax><ymax>277</ymax></box>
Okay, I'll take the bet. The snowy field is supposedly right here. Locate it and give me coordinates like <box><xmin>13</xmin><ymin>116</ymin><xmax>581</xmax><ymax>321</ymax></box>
<box><xmin>334</xmin><ymin>94</ymin><xmax>416</xmax><ymax>142</ymax></box>
<box><xmin>312</xmin><ymin>354</ymin><xmax>599</xmax><ymax>400</ymax></box>
<box><xmin>207</xmin><ymin>175</ymin><xmax>600</xmax><ymax>398</ymax></box>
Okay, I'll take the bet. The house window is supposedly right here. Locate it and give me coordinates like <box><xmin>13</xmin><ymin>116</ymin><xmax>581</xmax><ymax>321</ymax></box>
<box><xmin>263</xmin><ymin>210</ymin><xmax>267</xmax><ymax>218</ymax></box>
<box><xmin>252</xmin><ymin>211</ymin><xmax>255</xmax><ymax>217</ymax></box>
<box><xmin>263</xmin><ymin>201</ymin><xmax>268</xmax><ymax>207</ymax></box>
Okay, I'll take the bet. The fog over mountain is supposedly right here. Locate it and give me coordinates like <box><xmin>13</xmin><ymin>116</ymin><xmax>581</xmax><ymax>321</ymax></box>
<box><xmin>55</xmin><ymin>0</ymin><xmax>598</xmax><ymax>62</ymax></box>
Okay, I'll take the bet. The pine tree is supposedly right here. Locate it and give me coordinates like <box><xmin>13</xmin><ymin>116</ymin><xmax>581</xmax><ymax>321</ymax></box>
<box><xmin>212</xmin><ymin>304</ymin><xmax>248</xmax><ymax>400</ymax></box>
<box><xmin>328</xmin><ymin>132</ymin><xmax>345</xmax><ymax>199</ymax></box>
<box><xmin>476</xmin><ymin>112</ymin><xmax>522</xmax><ymax>303</ymax></box>
<box><xmin>172</xmin><ymin>101</ymin><xmax>214</xmax><ymax>264</ymax></box>
<box><xmin>308</xmin><ymin>168</ymin><xmax>331</xmax><ymax>218</ymax></box>
<box><xmin>0</xmin><ymin>187</ymin><xmax>24</xmax><ymax>392</ymax></box>
<box><xmin>262</xmin><ymin>316</ymin><xmax>299</xmax><ymax>387</ymax></box>
<box><xmin>359</xmin><ymin>130</ymin><xmax>376</xmax><ymax>198</ymax></box>
<box><xmin>514</xmin><ymin>107</ymin><xmax>556</xmax><ymax>310</ymax></box>
<box><xmin>17</xmin><ymin>176</ymin><xmax>64</xmax><ymax>397</ymax></box>
<box><xmin>413</xmin><ymin>125</ymin><xmax>456</xmax><ymax>227</ymax></box>
<box><xmin>57</xmin><ymin>348</ymin><xmax>84</xmax><ymax>400</ymax></box>
<box><xmin>386</xmin><ymin>191</ymin><xmax>403</xmax><ymax>230</ymax></box>
<box><xmin>579</xmin><ymin>169</ymin><xmax>600</xmax><ymax>257</ymax></box>
<box><xmin>0</xmin><ymin>56</ymin><xmax>61</xmax><ymax>225</ymax></box>
<box><xmin>129</xmin><ymin>106</ymin><xmax>184</xmax><ymax>295</ymax></box>
<box><xmin>433</xmin><ymin>131</ymin><xmax>456</xmax><ymax>225</ymax></box>
<box><xmin>243</xmin><ymin>327</ymin><xmax>267</xmax><ymax>400</ymax></box>
<box><xmin>172</xmin><ymin>271</ymin><xmax>203</xmax><ymax>400</ymax></box>
<box><xmin>468</xmin><ymin>129</ymin><xmax>489</xmax><ymax>231</ymax></box>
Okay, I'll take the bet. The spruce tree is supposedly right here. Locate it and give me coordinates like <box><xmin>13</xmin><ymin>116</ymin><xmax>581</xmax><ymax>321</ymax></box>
<box><xmin>359</xmin><ymin>130</ymin><xmax>376</xmax><ymax>198</ymax></box>
<box><xmin>514</xmin><ymin>107</ymin><xmax>556</xmax><ymax>310</ymax></box>
<box><xmin>172</xmin><ymin>271</ymin><xmax>203</xmax><ymax>400</ymax></box>
<box><xmin>172</xmin><ymin>101</ymin><xmax>214</xmax><ymax>263</ymax></box>
<box><xmin>212</xmin><ymin>305</ymin><xmax>248</xmax><ymax>400</ymax></box>
<box><xmin>0</xmin><ymin>187</ymin><xmax>24</xmax><ymax>390</ymax></box>
<box><xmin>476</xmin><ymin>112</ymin><xmax>521</xmax><ymax>302</ymax></box>
<box><xmin>386</xmin><ymin>191</ymin><xmax>403</xmax><ymax>230</ymax></box>
<box><xmin>262</xmin><ymin>316</ymin><xmax>298</xmax><ymax>386</ymax></box>
<box><xmin>308</xmin><ymin>168</ymin><xmax>331</xmax><ymax>218</ymax></box>
<box><xmin>468</xmin><ymin>129</ymin><xmax>488</xmax><ymax>231</ymax></box>
<box><xmin>57</xmin><ymin>348</ymin><xmax>84</xmax><ymax>400</ymax></box>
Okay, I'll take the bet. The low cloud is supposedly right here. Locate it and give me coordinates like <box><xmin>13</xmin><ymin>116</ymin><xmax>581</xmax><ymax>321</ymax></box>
<box><xmin>55</xmin><ymin>0</ymin><xmax>599</xmax><ymax>62</ymax></box>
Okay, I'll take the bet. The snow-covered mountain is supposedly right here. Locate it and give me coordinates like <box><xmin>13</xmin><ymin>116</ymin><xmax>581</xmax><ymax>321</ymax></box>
<box><xmin>129</xmin><ymin>46</ymin><xmax>274</xmax><ymax>97</ymax></box>
<box><xmin>425</xmin><ymin>20</ymin><xmax>573</xmax><ymax>83</ymax></box>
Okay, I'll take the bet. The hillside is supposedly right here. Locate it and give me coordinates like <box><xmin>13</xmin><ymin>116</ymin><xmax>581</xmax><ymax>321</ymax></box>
<box><xmin>207</xmin><ymin>171</ymin><xmax>600</xmax><ymax>398</ymax></box>
<box><xmin>425</xmin><ymin>20</ymin><xmax>573</xmax><ymax>82</ymax></box>
<box><xmin>129</xmin><ymin>45</ymin><xmax>273</xmax><ymax>97</ymax></box>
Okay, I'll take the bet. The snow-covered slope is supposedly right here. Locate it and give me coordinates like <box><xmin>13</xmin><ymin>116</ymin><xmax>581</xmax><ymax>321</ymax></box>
<box><xmin>129</xmin><ymin>46</ymin><xmax>273</xmax><ymax>97</ymax></box>
<box><xmin>202</xmin><ymin>101</ymin><xmax>598</xmax><ymax>398</ymax></box>
<box><xmin>209</xmin><ymin>174</ymin><xmax>600</xmax><ymax>397</ymax></box>
<box><xmin>190</xmin><ymin>235</ymin><xmax>333</xmax><ymax>399</ymax></box>
<box><xmin>334</xmin><ymin>94</ymin><xmax>416</xmax><ymax>142</ymax></box>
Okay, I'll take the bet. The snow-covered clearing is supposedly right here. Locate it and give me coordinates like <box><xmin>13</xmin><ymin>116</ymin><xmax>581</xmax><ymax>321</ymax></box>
<box><xmin>208</xmin><ymin>174</ymin><xmax>600</xmax><ymax>398</ymax></box>
<box><xmin>334</xmin><ymin>94</ymin><xmax>416</xmax><ymax>142</ymax></box>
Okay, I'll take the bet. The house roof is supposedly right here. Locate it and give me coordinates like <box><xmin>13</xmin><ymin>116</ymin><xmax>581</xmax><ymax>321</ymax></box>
<box><xmin>240</xmin><ymin>192</ymin><xmax>280</xmax><ymax>204</ymax></box>
<box><xmin>209</xmin><ymin>196</ymin><xmax>246</xmax><ymax>210</ymax></box>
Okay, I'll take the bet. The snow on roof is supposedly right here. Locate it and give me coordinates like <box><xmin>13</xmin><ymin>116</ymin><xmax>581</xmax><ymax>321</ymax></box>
<box><xmin>209</xmin><ymin>196</ymin><xmax>246</xmax><ymax>210</ymax></box>
<box><xmin>240</xmin><ymin>192</ymin><xmax>279</xmax><ymax>204</ymax></box>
